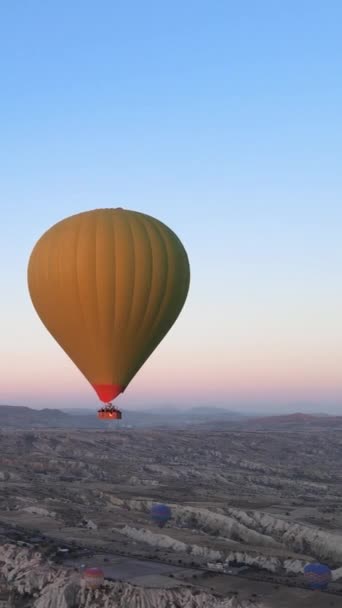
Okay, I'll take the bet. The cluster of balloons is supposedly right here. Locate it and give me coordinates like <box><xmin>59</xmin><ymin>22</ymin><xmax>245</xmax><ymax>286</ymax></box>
<box><xmin>80</xmin><ymin>557</ymin><xmax>334</xmax><ymax>592</ymax></box>
<box><xmin>80</xmin><ymin>505</ymin><xmax>172</xmax><ymax>589</ymax></box>
<box><xmin>28</xmin><ymin>208</ymin><xmax>339</xmax><ymax>593</ymax></box>
<box><xmin>27</xmin><ymin>208</ymin><xmax>190</xmax><ymax>416</ymax></box>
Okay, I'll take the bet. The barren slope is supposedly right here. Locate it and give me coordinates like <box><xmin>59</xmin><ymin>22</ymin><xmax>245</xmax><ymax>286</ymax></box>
<box><xmin>0</xmin><ymin>426</ymin><xmax>341</xmax><ymax>606</ymax></box>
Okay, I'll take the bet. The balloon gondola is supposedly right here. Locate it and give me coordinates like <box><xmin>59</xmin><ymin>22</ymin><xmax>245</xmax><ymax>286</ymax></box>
<box><xmin>97</xmin><ymin>404</ymin><xmax>122</xmax><ymax>420</ymax></box>
<box><xmin>27</xmin><ymin>208</ymin><xmax>190</xmax><ymax>419</ymax></box>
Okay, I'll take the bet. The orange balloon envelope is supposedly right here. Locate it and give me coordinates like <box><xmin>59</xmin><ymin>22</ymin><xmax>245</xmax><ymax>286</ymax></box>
<box><xmin>27</xmin><ymin>208</ymin><xmax>190</xmax><ymax>404</ymax></box>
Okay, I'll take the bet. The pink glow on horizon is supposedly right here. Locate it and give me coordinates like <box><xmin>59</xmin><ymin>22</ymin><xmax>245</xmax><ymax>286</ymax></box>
<box><xmin>3</xmin><ymin>354</ymin><xmax>342</xmax><ymax>407</ymax></box>
<box><xmin>2</xmin><ymin>309</ymin><xmax>342</xmax><ymax>407</ymax></box>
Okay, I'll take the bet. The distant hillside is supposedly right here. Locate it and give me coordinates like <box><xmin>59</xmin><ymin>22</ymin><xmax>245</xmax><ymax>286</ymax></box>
<box><xmin>187</xmin><ymin>406</ymin><xmax>245</xmax><ymax>419</ymax></box>
<box><xmin>0</xmin><ymin>405</ymin><xmax>103</xmax><ymax>429</ymax></box>
<box><xmin>62</xmin><ymin>405</ymin><xmax>245</xmax><ymax>427</ymax></box>
<box><xmin>0</xmin><ymin>404</ymin><xmax>245</xmax><ymax>430</ymax></box>
<box><xmin>238</xmin><ymin>412</ymin><xmax>342</xmax><ymax>431</ymax></box>
<box><xmin>191</xmin><ymin>411</ymin><xmax>342</xmax><ymax>432</ymax></box>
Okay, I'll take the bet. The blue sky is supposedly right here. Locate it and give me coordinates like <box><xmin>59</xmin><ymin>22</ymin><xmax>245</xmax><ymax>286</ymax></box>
<box><xmin>0</xmin><ymin>1</ymin><xmax>342</xmax><ymax>411</ymax></box>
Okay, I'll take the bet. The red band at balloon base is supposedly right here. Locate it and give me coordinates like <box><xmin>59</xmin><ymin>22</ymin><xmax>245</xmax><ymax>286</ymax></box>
<box><xmin>92</xmin><ymin>384</ymin><xmax>124</xmax><ymax>403</ymax></box>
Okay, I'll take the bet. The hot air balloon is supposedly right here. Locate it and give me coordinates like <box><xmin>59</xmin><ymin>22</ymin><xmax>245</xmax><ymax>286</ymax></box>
<box><xmin>150</xmin><ymin>503</ymin><xmax>172</xmax><ymax>528</ymax></box>
<box><xmin>83</xmin><ymin>567</ymin><xmax>104</xmax><ymax>589</ymax></box>
<box><xmin>27</xmin><ymin>208</ymin><xmax>190</xmax><ymax>419</ymax></box>
<box><xmin>304</xmin><ymin>562</ymin><xmax>332</xmax><ymax>591</ymax></box>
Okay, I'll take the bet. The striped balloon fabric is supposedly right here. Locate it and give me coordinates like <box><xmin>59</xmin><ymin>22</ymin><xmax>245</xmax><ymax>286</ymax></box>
<box><xmin>303</xmin><ymin>563</ymin><xmax>332</xmax><ymax>590</ymax></box>
<box><xmin>83</xmin><ymin>567</ymin><xmax>104</xmax><ymax>589</ymax></box>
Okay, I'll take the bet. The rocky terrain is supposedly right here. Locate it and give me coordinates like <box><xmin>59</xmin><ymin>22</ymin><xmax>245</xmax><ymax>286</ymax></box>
<box><xmin>0</xmin><ymin>407</ymin><xmax>342</xmax><ymax>606</ymax></box>
<box><xmin>0</xmin><ymin>543</ymin><xmax>264</xmax><ymax>608</ymax></box>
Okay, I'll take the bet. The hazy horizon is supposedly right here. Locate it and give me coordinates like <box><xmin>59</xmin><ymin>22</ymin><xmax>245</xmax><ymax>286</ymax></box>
<box><xmin>3</xmin><ymin>397</ymin><xmax>342</xmax><ymax>417</ymax></box>
<box><xmin>1</xmin><ymin>2</ymin><xmax>342</xmax><ymax>411</ymax></box>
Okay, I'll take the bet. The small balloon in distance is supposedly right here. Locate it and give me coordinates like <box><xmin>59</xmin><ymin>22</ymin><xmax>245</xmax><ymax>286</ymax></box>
<box><xmin>83</xmin><ymin>567</ymin><xmax>104</xmax><ymax>589</ymax></box>
<box><xmin>150</xmin><ymin>503</ymin><xmax>172</xmax><ymax>528</ymax></box>
<box><xmin>303</xmin><ymin>562</ymin><xmax>332</xmax><ymax>590</ymax></box>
